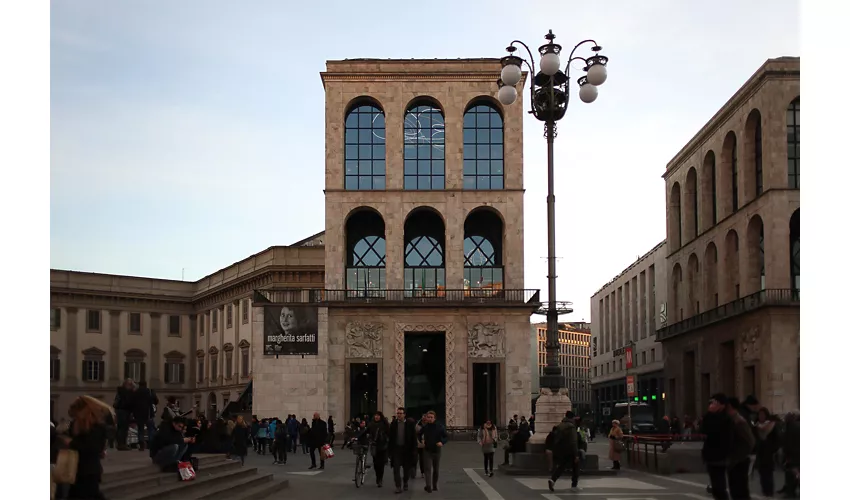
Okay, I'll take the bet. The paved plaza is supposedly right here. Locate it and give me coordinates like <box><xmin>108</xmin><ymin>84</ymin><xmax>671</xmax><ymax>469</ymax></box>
<box><xmin>236</xmin><ymin>440</ymin><xmax>786</xmax><ymax>499</ymax></box>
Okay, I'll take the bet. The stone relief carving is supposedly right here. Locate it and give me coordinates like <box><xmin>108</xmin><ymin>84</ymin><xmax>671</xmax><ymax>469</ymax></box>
<box><xmin>345</xmin><ymin>322</ymin><xmax>384</xmax><ymax>358</ymax></box>
<box><xmin>394</xmin><ymin>323</ymin><xmax>456</xmax><ymax>427</ymax></box>
<box><xmin>467</xmin><ymin>323</ymin><xmax>505</xmax><ymax>358</ymax></box>
<box><xmin>740</xmin><ymin>326</ymin><xmax>761</xmax><ymax>361</ymax></box>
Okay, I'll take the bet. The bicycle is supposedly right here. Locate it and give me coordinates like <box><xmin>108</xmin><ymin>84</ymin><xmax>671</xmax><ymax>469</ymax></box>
<box><xmin>351</xmin><ymin>440</ymin><xmax>370</xmax><ymax>488</ymax></box>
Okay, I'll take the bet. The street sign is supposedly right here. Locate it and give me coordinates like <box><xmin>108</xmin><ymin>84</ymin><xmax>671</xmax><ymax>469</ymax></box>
<box><xmin>626</xmin><ymin>375</ymin><xmax>635</xmax><ymax>397</ymax></box>
<box><xmin>625</xmin><ymin>347</ymin><xmax>633</xmax><ymax>369</ymax></box>
<box><xmin>602</xmin><ymin>407</ymin><xmax>611</xmax><ymax>416</ymax></box>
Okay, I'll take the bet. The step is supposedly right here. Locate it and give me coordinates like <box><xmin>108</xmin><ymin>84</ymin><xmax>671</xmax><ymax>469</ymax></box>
<box><xmin>227</xmin><ymin>479</ymin><xmax>290</xmax><ymax>500</ymax></box>
<box><xmin>115</xmin><ymin>465</ymin><xmax>261</xmax><ymax>500</ymax></box>
<box><xmin>103</xmin><ymin>454</ymin><xmax>229</xmax><ymax>484</ymax></box>
<box><xmin>102</xmin><ymin>459</ymin><xmax>242</xmax><ymax>495</ymax></box>
<box><xmin>190</xmin><ymin>472</ymin><xmax>278</xmax><ymax>499</ymax></box>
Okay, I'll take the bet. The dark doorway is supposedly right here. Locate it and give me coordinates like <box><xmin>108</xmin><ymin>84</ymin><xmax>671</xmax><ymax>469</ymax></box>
<box><xmin>472</xmin><ymin>363</ymin><xmax>500</xmax><ymax>427</ymax></box>
<box><xmin>404</xmin><ymin>333</ymin><xmax>446</xmax><ymax>423</ymax></box>
<box><xmin>349</xmin><ymin>363</ymin><xmax>379</xmax><ymax>421</ymax></box>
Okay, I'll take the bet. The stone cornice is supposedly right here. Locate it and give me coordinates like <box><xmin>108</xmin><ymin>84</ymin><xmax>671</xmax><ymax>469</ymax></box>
<box><xmin>321</xmin><ymin>72</ymin><xmax>501</xmax><ymax>83</ymax></box>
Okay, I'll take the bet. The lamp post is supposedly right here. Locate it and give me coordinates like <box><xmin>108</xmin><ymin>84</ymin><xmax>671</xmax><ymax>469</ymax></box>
<box><xmin>497</xmin><ymin>30</ymin><xmax>609</xmax><ymax>393</ymax></box>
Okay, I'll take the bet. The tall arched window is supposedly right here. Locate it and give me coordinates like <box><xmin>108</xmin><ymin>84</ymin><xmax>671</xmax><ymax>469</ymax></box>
<box><xmin>669</xmin><ymin>183</ymin><xmax>682</xmax><ymax>250</ymax></box>
<box><xmin>685</xmin><ymin>168</ymin><xmax>698</xmax><ymax>240</ymax></box>
<box><xmin>731</xmin><ymin>134</ymin><xmax>739</xmax><ymax>212</ymax></box>
<box><xmin>787</xmin><ymin>98</ymin><xmax>800</xmax><ymax>189</ymax></box>
<box><xmin>463</xmin><ymin>102</ymin><xmax>504</xmax><ymax>189</ymax></box>
<box><xmin>463</xmin><ymin>208</ymin><xmax>504</xmax><ymax>290</ymax></box>
<box><xmin>345</xmin><ymin>208</ymin><xmax>386</xmax><ymax>296</ymax></box>
<box><xmin>710</xmin><ymin>153</ymin><xmax>717</xmax><ymax>225</ymax></box>
<box><xmin>404</xmin><ymin>100</ymin><xmax>445</xmax><ymax>190</ymax></box>
<box><xmin>404</xmin><ymin>208</ymin><xmax>446</xmax><ymax>295</ymax></box>
<box><xmin>754</xmin><ymin>115</ymin><xmax>763</xmax><ymax>196</ymax></box>
<box><xmin>344</xmin><ymin>102</ymin><xmax>386</xmax><ymax>190</ymax></box>
<box><xmin>790</xmin><ymin>209</ymin><xmax>800</xmax><ymax>291</ymax></box>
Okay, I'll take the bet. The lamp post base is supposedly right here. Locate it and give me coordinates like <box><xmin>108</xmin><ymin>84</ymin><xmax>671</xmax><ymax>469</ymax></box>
<box><xmin>528</xmin><ymin>387</ymin><xmax>572</xmax><ymax>447</ymax></box>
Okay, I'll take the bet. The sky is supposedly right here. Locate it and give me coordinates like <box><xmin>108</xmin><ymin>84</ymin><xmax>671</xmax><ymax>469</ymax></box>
<box><xmin>50</xmin><ymin>0</ymin><xmax>800</xmax><ymax>321</ymax></box>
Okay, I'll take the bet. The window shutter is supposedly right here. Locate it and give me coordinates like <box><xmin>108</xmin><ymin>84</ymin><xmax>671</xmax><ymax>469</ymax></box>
<box><xmin>164</xmin><ymin>363</ymin><xmax>170</xmax><ymax>384</ymax></box>
<box><xmin>98</xmin><ymin>361</ymin><xmax>105</xmax><ymax>381</ymax></box>
<box><xmin>124</xmin><ymin>362</ymin><xmax>129</xmax><ymax>380</ymax></box>
<box><xmin>179</xmin><ymin>363</ymin><xmax>185</xmax><ymax>384</ymax></box>
<box><xmin>82</xmin><ymin>361</ymin><xmax>88</xmax><ymax>381</ymax></box>
<box><xmin>140</xmin><ymin>362</ymin><xmax>146</xmax><ymax>383</ymax></box>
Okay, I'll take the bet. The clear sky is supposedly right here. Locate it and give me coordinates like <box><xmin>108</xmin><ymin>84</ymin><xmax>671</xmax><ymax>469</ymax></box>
<box><xmin>50</xmin><ymin>0</ymin><xmax>800</xmax><ymax>320</ymax></box>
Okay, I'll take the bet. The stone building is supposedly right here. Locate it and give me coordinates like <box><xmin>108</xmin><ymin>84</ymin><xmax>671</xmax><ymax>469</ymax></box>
<box><xmin>590</xmin><ymin>241</ymin><xmax>668</xmax><ymax>424</ymax></box>
<box><xmin>658</xmin><ymin>57</ymin><xmax>800</xmax><ymax>416</ymax></box>
<box><xmin>248</xmin><ymin>58</ymin><xmax>540</xmax><ymax>427</ymax></box>
<box><xmin>49</xmin><ymin>234</ymin><xmax>325</xmax><ymax>420</ymax></box>
<box><xmin>530</xmin><ymin>322</ymin><xmax>592</xmax><ymax>414</ymax></box>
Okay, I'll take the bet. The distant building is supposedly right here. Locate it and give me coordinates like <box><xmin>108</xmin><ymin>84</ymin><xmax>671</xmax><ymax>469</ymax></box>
<box><xmin>532</xmin><ymin>322</ymin><xmax>592</xmax><ymax>414</ymax></box>
<box><xmin>590</xmin><ymin>242</ymin><xmax>668</xmax><ymax>425</ymax></box>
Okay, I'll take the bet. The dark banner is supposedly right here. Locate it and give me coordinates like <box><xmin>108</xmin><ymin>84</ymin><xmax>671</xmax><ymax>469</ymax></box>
<box><xmin>263</xmin><ymin>305</ymin><xmax>318</xmax><ymax>356</ymax></box>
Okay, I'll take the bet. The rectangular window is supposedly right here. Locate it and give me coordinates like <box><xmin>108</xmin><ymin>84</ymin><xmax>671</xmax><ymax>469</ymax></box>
<box><xmin>87</xmin><ymin>310</ymin><xmax>101</xmax><ymax>332</ymax></box>
<box><xmin>129</xmin><ymin>313</ymin><xmax>142</xmax><ymax>334</ymax></box>
<box><xmin>169</xmin><ymin>315</ymin><xmax>181</xmax><ymax>336</ymax></box>
<box><xmin>125</xmin><ymin>361</ymin><xmax>143</xmax><ymax>382</ymax></box>
<box><xmin>242</xmin><ymin>299</ymin><xmax>249</xmax><ymax>324</ymax></box>
<box><xmin>211</xmin><ymin>356</ymin><xmax>218</xmax><ymax>380</ymax></box>
<box><xmin>651</xmin><ymin>348</ymin><xmax>656</xmax><ymax>362</ymax></box>
<box><xmin>641</xmin><ymin>351</ymin><xmax>646</xmax><ymax>365</ymax></box>
<box><xmin>198</xmin><ymin>359</ymin><xmax>205</xmax><ymax>382</ymax></box>
<box><xmin>226</xmin><ymin>351</ymin><xmax>233</xmax><ymax>379</ymax></box>
<box><xmin>212</xmin><ymin>310</ymin><xmax>218</xmax><ymax>332</ymax></box>
<box><xmin>50</xmin><ymin>358</ymin><xmax>60</xmax><ymax>381</ymax></box>
<box><xmin>50</xmin><ymin>308</ymin><xmax>61</xmax><ymax>330</ymax></box>
<box><xmin>227</xmin><ymin>305</ymin><xmax>233</xmax><ymax>328</ymax></box>
<box><xmin>165</xmin><ymin>362</ymin><xmax>185</xmax><ymax>384</ymax></box>
<box><xmin>241</xmin><ymin>349</ymin><xmax>249</xmax><ymax>376</ymax></box>
<box><xmin>82</xmin><ymin>360</ymin><xmax>103</xmax><ymax>382</ymax></box>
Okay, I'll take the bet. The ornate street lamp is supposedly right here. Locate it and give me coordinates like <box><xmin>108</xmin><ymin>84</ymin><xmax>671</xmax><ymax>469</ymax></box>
<box><xmin>497</xmin><ymin>30</ymin><xmax>608</xmax><ymax>394</ymax></box>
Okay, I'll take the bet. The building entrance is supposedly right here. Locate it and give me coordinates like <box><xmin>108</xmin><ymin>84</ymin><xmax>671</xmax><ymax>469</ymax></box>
<box><xmin>349</xmin><ymin>362</ymin><xmax>379</xmax><ymax>421</ymax></box>
<box><xmin>472</xmin><ymin>362</ymin><xmax>500</xmax><ymax>427</ymax></box>
<box><xmin>404</xmin><ymin>333</ymin><xmax>446</xmax><ymax>423</ymax></box>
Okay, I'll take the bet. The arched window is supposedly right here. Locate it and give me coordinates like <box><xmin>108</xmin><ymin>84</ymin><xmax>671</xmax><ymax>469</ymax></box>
<box><xmin>463</xmin><ymin>209</ymin><xmax>504</xmax><ymax>290</ymax></box>
<box><xmin>790</xmin><ymin>209</ymin><xmax>800</xmax><ymax>291</ymax></box>
<box><xmin>684</xmin><ymin>168</ymin><xmax>698</xmax><ymax>240</ymax></box>
<box><xmin>345</xmin><ymin>208</ymin><xmax>386</xmax><ymax>296</ymax></box>
<box><xmin>746</xmin><ymin>216</ymin><xmax>765</xmax><ymax>294</ymax></box>
<box><xmin>669</xmin><ymin>183</ymin><xmax>682</xmax><ymax>250</ymax></box>
<box><xmin>404</xmin><ymin>100</ymin><xmax>445</xmax><ymax>190</ymax></box>
<box><xmin>724</xmin><ymin>229</ymin><xmax>740</xmax><ymax>300</ymax></box>
<box><xmin>787</xmin><ymin>98</ymin><xmax>800</xmax><ymax>189</ymax></box>
<box><xmin>730</xmin><ymin>134</ymin><xmax>739</xmax><ymax>212</ymax></box>
<box><xmin>463</xmin><ymin>103</ymin><xmax>504</xmax><ymax>189</ymax></box>
<box><xmin>344</xmin><ymin>102</ymin><xmax>386</xmax><ymax>190</ymax></box>
<box><xmin>687</xmin><ymin>254</ymin><xmax>700</xmax><ymax>316</ymax></box>
<box><xmin>404</xmin><ymin>208</ymin><xmax>446</xmax><ymax>295</ymax></box>
<box><xmin>703</xmin><ymin>243</ymin><xmax>719</xmax><ymax>308</ymax></box>
<box><xmin>754</xmin><ymin>113</ymin><xmax>763</xmax><ymax>196</ymax></box>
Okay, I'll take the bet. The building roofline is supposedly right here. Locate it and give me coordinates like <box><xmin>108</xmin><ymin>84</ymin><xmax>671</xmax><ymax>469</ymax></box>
<box><xmin>662</xmin><ymin>57</ymin><xmax>800</xmax><ymax>179</ymax></box>
<box><xmin>289</xmin><ymin>230</ymin><xmax>326</xmax><ymax>247</ymax></box>
<box><xmin>591</xmin><ymin>240</ymin><xmax>667</xmax><ymax>298</ymax></box>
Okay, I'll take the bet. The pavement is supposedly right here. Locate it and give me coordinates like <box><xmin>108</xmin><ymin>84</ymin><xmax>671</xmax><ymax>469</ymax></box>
<box><xmin>235</xmin><ymin>440</ymin><xmax>794</xmax><ymax>499</ymax></box>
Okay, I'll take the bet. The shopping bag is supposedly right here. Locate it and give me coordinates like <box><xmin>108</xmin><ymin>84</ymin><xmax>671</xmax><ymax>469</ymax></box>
<box><xmin>177</xmin><ymin>461</ymin><xmax>196</xmax><ymax>481</ymax></box>
<box><xmin>320</xmin><ymin>444</ymin><xmax>335</xmax><ymax>460</ymax></box>
<box><xmin>53</xmin><ymin>449</ymin><xmax>79</xmax><ymax>484</ymax></box>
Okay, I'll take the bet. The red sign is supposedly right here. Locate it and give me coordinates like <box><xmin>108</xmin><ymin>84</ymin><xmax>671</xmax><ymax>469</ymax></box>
<box><xmin>625</xmin><ymin>347</ymin><xmax>633</xmax><ymax>369</ymax></box>
<box><xmin>626</xmin><ymin>375</ymin><xmax>635</xmax><ymax>397</ymax></box>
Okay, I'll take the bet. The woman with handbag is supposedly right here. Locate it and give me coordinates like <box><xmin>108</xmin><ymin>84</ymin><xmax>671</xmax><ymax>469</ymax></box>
<box><xmin>62</xmin><ymin>395</ymin><xmax>115</xmax><ymax>500</ymax></box>
<box><xmin>608</xmin><ymin>419</ymin><xmax>624</xmax><ymax>470</ymax></box>
<box><xmin>477</xmin><ymin>420</ymin><xmax>499</xmax><ymax>477</ymax></box>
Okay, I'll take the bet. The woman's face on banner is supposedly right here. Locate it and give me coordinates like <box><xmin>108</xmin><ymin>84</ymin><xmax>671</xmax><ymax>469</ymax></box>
<box><xmin>279</xmin><ymin>307</ymin><xmax>295</xmax><ymax>333</ymax></box>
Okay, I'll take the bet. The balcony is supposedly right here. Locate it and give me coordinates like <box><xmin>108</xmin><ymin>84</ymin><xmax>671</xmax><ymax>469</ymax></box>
<box><xmin>253</xmin><ymin>288</ymin><xmax>541</xmax><ymax>308</ymax></box>
<box><xmin>655</xmin><ymin>288</ymin><xmax>799</xmax><ymax>341</ymax></box>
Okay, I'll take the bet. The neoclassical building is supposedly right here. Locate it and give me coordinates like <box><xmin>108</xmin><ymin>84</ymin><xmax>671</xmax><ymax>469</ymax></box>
<box><xmin>658</xmin><ymin>57</ymin><xmax>800</xmax><ymax>416</ymax></box>
<box><xmin>251</xmin><ymin>59</ymin><xmax>539</xmax><ymax>427</ymax></box>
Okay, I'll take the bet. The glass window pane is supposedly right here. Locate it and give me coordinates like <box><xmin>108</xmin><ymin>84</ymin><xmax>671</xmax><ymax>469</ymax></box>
<box><xmin>432</xmin><ymin>175</ymin><xmax>444</xmax><ymax>189</ymax></box>
<box><xmin>490</xmin><ymin>112</ymin><xmax>503</xmax><ymax>128</ymax></box>
<box><xmin>358</xmin><ymin>129</ymin><xmax>372</xmax><ymax>143</ymax></box>
<box><xmin>373</xmin><ymin>113</ymin><xmax>385</xmax><ymax>128</ymax></box>
<box><xmin>417</xmin><ymin>112</ymin><xmax>431</xmax><ymax>129</ymax></box>
<box><xmin>478</xmin><ymin>176</ymin><xmax>491</xmax><ymax>190</ymax></box>
<box><xmin>417</xmin><ymin>145</ymin><xmax>431</xmax><ymax>159</ymax></box>
<box><xmin>477</xmin><ymin>112</ymin><xmax>490</xmax><ymax>128</ymax></box>
<box><xmin>419</xmin><ymin>176</ymin><xmax>432</xmax><ymax>190</ymax></box>
<box><xmin>373</xmin><ymin>145</ymin><xmax>385</xmax><ymax>160</ymax></box>
<box><xmin>418</xmin><ymin>160</ymin><xmax>431</xmax><ymax>175</ymax></box>
<box><xmin>491</xmin><ymin>128</ymin><xmax>503</xmax><ymax>143</ymax></box>
<box><xmin>477</xmin><ymin>129</ymin><xmax>490</xmax><ymax>143</ymax></box>
<box><xmin>373</xmin><ymin>160</ymin><xmax>386</xmax><ymax>174</ymax></box>
<box><xmin>432</xmin><ymin>146</ymin><xmax>444</xmax><ymax>160</ymax></box>
<box><xmin>373</xmin><ymin>131</ymin><xmax>385</xmax><ymax>144</ymax></box>
<box><xmin>431</xmin><ymin>160</ymin><xmax>443</xmax><ymax>175</ymax></box>
<box><xmin>346</xmin><ymin>145</ymin><xmax>359</xmax><ymax>159</ymax></box>
<box><xmin>491</xmin><ymin>145</ymin><xmax>503</xmax><ymax>159</ymax></box>
<box><xmin>359</xmin><ymin>145</ymin><xmax>372</xmax><ymax>159</ymax></box>
<box><xmin>404</xmin><ymin>175</ymin><xmax>417</xmax><ymax>190</ymax></box>
<box><xmin>373</xmin><ymin>176</ymin><xmax>386</xmax><ymax>190</ymax></box>
<box><xmin>346</xmin><ymin>113</ymin><xmax>358</xmax><ymax>128</ymax></box>
<box><xmin>463</xmin><ymin>129</ymin><xmax>476</xmax><ymax>143</ymax></box>
<box><xmin>359</xmin><ymin>176</ymin><xmax>373</xmax><ymax>190</ymax></box>
<box><xmin>491</xmin><ymin>160</ymin><xmax>504</xmax><ymax>175</ymax></box>
<box><xmin>465</xmin><ymin>146</ymin><xmax>476</xmax><ymax>160</ymax></box>
<box><xmin>404</xmin><ymin>160</ymin><xmax>417</xmax><ymax>174</ymax></box>
<box><xmin>345</xmin><ymin>160</ymin><xmax>359</xmax><ymax>175</ymax></box>
<box><xmin>477</xmin><ymin>145</ymin><xmax>490</xmax><ymax>159</ymax></box>
<box><xmin>346</xmin><ymin>129</ymin><xmax>358</xmax><ymax>144</ymax></box>
<box><xmin>463</xmin><ymin>160</ymin><xmax>476</xmax><ymax>175</ymax></box>
<box><xmin>359</xmin><ymin>162</ymin><xmax>371</xmax><ymax>175</ymax></box>
<box><xmin>477</xmin><ymin>160</ymin><xmax>490</xmax><ymax>175</ymax></box>
<box><xmin>345</xmin><ymin>176</ymin><xmax>358</xmax><ymax>189</ymax></box>
<box><xmin>404</xmin><ymin>144</ymin><xmax>417</xmax><ymax>159</ymax></box>
<box><xmin>463</xmin><ymin>176</ymin><xmax>476</xmax><ymax>189</ymax></box>
<box><xmin>359</xmin><ymin>112</ymin><xmax>372</xmax><ymax>128</ymax></box>
<box><xmin>463</xmin><ymin>113</ymin><xmax>476</xmax><ymax>128</ymax></box>
<box><xmin>491</xmin><ymin>175</ymin><xmax>504</xmax><ymax>190</ymax></box>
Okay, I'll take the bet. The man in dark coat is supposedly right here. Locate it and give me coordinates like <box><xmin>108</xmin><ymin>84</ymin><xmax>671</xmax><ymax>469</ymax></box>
<box><xmin>726</xmin><ymin>398</ymin><xmax>756</xmax><ymax>499</ymax></box>
<box><xmin>132</xmin><ymin>381</ymin><xmax>158</xmax><ymax>451</ymax></box>
<box><xmin>388</xmin><ymin>407</ymin><xmax>418</xmax><ymax>493</ymax></box>
<box><xmin>150</xmin><ymin>417</ymin><xmax>194</xmax><ymax>471</ymax></box>
<box><xmin>308</xmin><ymin>412</ymin><xmax>328</xmax><ymax>470</ymax></box>
<box><xmin>113</xmin><ymin>379</ymin><xmax>136</xmax><ymax>451</ymax></box>
<box><xmin>548</xmin><ymin>411</ymin><xmax>580</xmax><ymax>492</ymax></box>
<box><xmin>701</xmin><ymin>394</ymin><xmax>735</xmax><ymax>500</ymax></box>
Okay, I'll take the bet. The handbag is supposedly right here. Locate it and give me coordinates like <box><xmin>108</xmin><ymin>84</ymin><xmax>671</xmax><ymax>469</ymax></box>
<box><xmin>320</xmin><ymin>444</ymin><xmax>335</xmax><ymax>460</ymax></box>
<box><xmin>53</xmin><ymin>449</ymin><xmax>79</xmax><ymax>484</ymax></box>
<box><xmin>613</xmin><ymin>440</ymin><xmax>625</xmax><ymax>453</ymax></box>
<box><xmin>177</xmin><ymin>461</ymin><xmax>196</xmax><ymax>481</ymax></box>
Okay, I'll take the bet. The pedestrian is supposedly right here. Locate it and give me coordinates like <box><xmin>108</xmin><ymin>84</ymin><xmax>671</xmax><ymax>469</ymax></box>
<box><xmin>300</xmin><ymin>418</ymin><xmax>311</xmax><ymax>454</ymax></box>
<box><xmin>273</xmin><ymin>418</ymin><xmax>288</xmax><ymax>465</ymax></box>
<box><xmin>368</xmin><ymin>411</ymin><xmax>390</xmax><ymax>487</ymax></box>
<box><xmin>232</xmin><ymin>415</ymin><xmax>250</xmax><ymax>466</ymax></box>
<box><xmin>132</xmin><ymin>380</ymin><xmax>157</xmax><ymax>452</ymax></box>
<box><xmin>287</xmin><ymin>415</ymin><xmax>299</xmax><ymax>453</ymax></box>
<box><xmin>477</xmin><ymin>419</ymin><xmax>499</xmax><ymax>477</ymax></box>
<box><xmin>64</xmin><ymin>395</ymin><xmax>114</xmax><ymax>499</ymax></box>
<box><xmin>778</xmin><ymin>410</ymin><xmax>799</xmax><ymax>497</ymax></box>
<box><xmin>726</xmin><ymin>397</ymin><xmax>756</xmax><ymax>499</ymax></box>
<box><xmin>112</xmin><ymin>379</ymin><xmax>136</xmax><ymax>451</ymax></box>
<box><xmin>607</xmin><ymin>419</ymin><xmax>624</xmax><ymax>470</ymax></box>
<box><xmin>418</xmin><ymin>410</ymin><xmax>447</xmax><ymax>493</ymax></box>
<box><xmin>308</xmin><ymin>412</ymin><xmax>328</xmax><ymax>470</ymax></box>
<box><xmin>250</xmin><ymin>416</ymin><xmax>260</xmax><ymax>452</ymax></box>
<box><xmin>389</xmin><ymin>407</ymin><xmax>418</xmax><ymax>493</ymax></box>
<box><xmin>701</xmin><ymin>394</ymin><xmax>734</xmax><ymax>499</ymax></box>
<box><xmin>548</xmin><ymin>411</ymin><xmax>580</xmax><ymax>492</ymax></box>
<box><xmin>754</xmin><ymin>407</ymin><xmax>780</xmax><ymax>497</ymax></box>
<box><xmin>256</xmin><ymin>418</ymin><xmax>269</xmax><ymax>455</ymax></box>
<box><xmin>328</xmin><ymin>416</ymin><xmax>336</xmax><ymax>447</ymax></box>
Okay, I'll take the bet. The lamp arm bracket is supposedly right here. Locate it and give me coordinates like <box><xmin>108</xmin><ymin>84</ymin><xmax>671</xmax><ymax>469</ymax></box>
<box><xmin>508</xmin><ymin>39</ymin><xmax>537</xmax><ymax>87</ymax></box>
<box><xmin>566</xmin><ymin>39</ymin><xmax>600</xmax><ymax>78</ymax></box>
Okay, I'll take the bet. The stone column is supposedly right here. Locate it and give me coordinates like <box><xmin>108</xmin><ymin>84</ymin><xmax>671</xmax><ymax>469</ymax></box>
<box><xmin>109</xmin><ymin>311</ymin><xmax>121</xmax><ymax>385</ymax></box>
<box><xmin>150</xmin><ymin>313</ymin><xmax>162</xmax><ymax>387</ymax></box>
<box><xmin>65</xmin><ymin>308</ymin><xmax>79</xmax><ymax>385</ymax></box>
<box><xmin>385</xmin><ymin>198</ymin><xmax>404</xmax><ymax>290</ymax></box>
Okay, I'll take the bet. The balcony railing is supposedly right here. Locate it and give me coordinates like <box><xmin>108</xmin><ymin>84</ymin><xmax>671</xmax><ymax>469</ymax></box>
<box><xmin>655</xmin><ymin>288</ymin><xmax>799</xmax><ymax>341</ymax></box>
<box><xmin>253</xmin><ymin>288</ymin><xmax>541</xmax><ymax>307</ymax></box>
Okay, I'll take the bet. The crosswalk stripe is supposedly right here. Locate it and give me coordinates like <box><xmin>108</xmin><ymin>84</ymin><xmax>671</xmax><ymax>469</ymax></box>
<box><xmin>463</xmin><ymin>468</ymin><xmax>505</xmax><ymax>500</ymax></box>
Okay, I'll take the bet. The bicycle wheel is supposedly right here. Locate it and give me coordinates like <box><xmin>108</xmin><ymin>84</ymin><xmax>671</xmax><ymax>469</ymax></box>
<box><xmin>354</xmin><ymin>456</ymin><xmax>363</xmax><ymax>488</ymax></box>
<box><xmin>359</xmin><ymin>456</ymin><xmax>367</xmax><ymax>486</ymax></box>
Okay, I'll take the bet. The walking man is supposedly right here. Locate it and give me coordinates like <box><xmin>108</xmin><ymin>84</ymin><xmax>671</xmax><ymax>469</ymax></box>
<box><xmin>308</xmin><ymin>412</ymin><xmax>328</xmax><ymax>470</ymax></box>
<box><xmin>389</xmin><ymin>407</ymin><xmax>417</xmax><ymax>494</ymax></box>
<box><xmin>418</xmin><ymin>410</ymin><xmax>447</xmax><ymax>493</ymax></box>
<box><xmin>702</xmin><ymin>394</ymin><xmax>735</xmax><ymax>499</ymax></box>
<box><xmin>548</xmin><ymin>411</ymin><xmax>580</xmax><ymax>492</ymax></box>
<box><xmin>726</xmin><ymin>398</ymin><xmax>756</xmax><ymax>499</ymax></box>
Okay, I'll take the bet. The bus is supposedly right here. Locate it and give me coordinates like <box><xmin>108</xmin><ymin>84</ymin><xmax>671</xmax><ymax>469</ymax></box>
<box><xmin>612</xmin><ymin>402</ymin><xmax>657</xmax><ymax>434</ymax></box>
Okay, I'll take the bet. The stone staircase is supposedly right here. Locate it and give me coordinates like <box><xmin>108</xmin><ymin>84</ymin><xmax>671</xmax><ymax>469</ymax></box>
<box><xmin>101</xmin><ymin>453</ymin><xmax>288</xmax><ymax>499</ymax></box>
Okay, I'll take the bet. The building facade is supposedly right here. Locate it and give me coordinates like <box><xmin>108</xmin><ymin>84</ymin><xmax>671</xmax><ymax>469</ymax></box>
<box><xmin>659</xmin><ymin>57</ymin><xmax>800</xmax><ymax>417</ymax></box>
<box><xmin>49</xmin><ymin>235</ymin><xmax>325</xmax><ymax>420</ymax></box>
<box><xmin>249</xmin><ymin>59</ymin><xmax>539</xmax><ymax>428</ymax></box>
<box><xmin>531</xmin><ymin>322</ymin><xmax>592</xmax><ymax>414</ymax></box>
<box><xmin>590</xmin><ymin>241</ymin><xmax>668</xmax><ymax>425</ymax></box>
